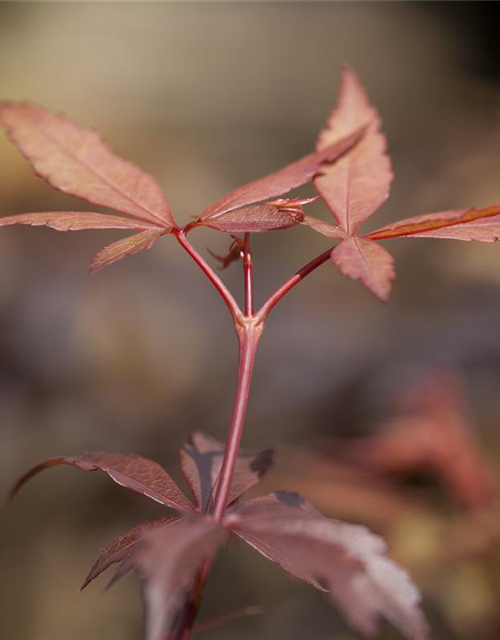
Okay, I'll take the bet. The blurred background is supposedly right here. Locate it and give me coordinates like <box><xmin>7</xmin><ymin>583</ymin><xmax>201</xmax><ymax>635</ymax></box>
<box><xmin>0</xmin><ymin>2</ymin><xmax>500</xmax><ymax>639</ymax></box>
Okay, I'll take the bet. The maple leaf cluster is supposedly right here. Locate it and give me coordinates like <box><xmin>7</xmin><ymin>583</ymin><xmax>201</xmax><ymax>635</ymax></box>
<box><xmin>1</xmin><ymin>68</ymin><xmax>499</xmax><ymax>300</ymax></box>
<box><xmin>10</xmin><ymin>432</ymin><xmax>427</xmax><ymax>640</ymax></box>
<box><xmin>3</xmin><ymin>68</ymin><xmax>500</xmax><ymax>640</ymax></box>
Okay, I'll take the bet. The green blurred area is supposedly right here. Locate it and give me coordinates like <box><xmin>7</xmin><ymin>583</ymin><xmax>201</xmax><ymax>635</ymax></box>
<box><xmin>0</xmin><ymin>3</ymin><xmax>500</xmax><ymax>639</ymax></box>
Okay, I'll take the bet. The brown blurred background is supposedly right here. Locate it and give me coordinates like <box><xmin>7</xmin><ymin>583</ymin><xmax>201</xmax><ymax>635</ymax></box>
<box><xmin>1</xmin><ymin>2</ymin><xmax>500</xmax><ymax>639</ymax></box>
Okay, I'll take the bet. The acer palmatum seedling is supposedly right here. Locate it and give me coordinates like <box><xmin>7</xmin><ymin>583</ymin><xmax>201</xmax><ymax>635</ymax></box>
<box><xmin>2</xmin><ymin>67</ymin><xmax>500</xmax><ymax>640</ymax></box>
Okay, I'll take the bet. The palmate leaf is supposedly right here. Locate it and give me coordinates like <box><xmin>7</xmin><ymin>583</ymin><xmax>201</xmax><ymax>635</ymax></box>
<box><xmin>0</xmin><ymin>102</ymin><xmax>175</xmax><ymax>228</ymax></box>
<box><xmin>0</xmin><ymin>102</ymin><xmax>174</xmax><ymax>271</ymax></box>
<box><xmin>226</xmin><ymin>492</ymin><xmax>428</xmax><ymax>640</ymax></box>
<box><xmin>304</xmin><ymin>69</ymin><xmax>500</xmax><ymax>301</ymax></box>
<box><xmin>8</xmin><ymin>431</ymin><xmax>275</xmax><ymax>593</ymax></box>
<box><xmin>9</xmin><ymin>438</ymin><xmax>428</xmax><ymax>640</ymax></box>
<box><xmin>306</xmin><ymin>67</ymin><xmax>395</xmax><ymax>302</ymax></box>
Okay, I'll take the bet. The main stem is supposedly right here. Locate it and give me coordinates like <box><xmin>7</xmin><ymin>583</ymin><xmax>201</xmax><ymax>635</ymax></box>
<box><xmin>173</xmin><ymin>229</ymin><xmax>332</xmax><ymax>639</ymax></box>
<box><xmin>174</xmin><ymin>232</ymin><xmax>261</xmax><ymax>639</ymax></box>
<box><xmin>211</xmin><ymin>320</ymin><xmax>262</xmax><ymax>521</ymax></box>
<box><xmin>173</xmin><ymin>322</ymin><xmax>262</xmax><ymax>640</ymax></box>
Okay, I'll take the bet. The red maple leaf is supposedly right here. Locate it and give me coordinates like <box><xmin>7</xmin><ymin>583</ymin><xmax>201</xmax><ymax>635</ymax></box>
<box><xmin>9</xmin><ymin>433</ymin><xmax>427</xmax><ymax>640</ymax></box>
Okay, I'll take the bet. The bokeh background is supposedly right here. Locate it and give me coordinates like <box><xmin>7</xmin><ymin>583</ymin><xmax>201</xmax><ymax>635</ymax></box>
<box><xmin>1</xmin><ymin>2</ymin><xmax>500</xmax><ymax>639</ymax></box>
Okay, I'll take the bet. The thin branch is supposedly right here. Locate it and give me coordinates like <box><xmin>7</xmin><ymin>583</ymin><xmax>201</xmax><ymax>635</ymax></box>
<box><xmin>175</xmin><ymin>229</ymin><xmax>242</xmax><ymax>321</ymax></box>
<box><xmin>256</xmin><ymin>247</ymin><xmax>332</xmax><ymax>321</ymax></box>
<box><xmin>243</xmin><ymin>233</ymin><xmax>254</xmax><ymax>316</ymax></box>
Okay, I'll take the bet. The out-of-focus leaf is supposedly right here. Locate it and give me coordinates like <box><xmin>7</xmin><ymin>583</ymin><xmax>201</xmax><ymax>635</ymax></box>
<box><xmin>199</xmin><ymin>127</ymin><xmax>365</xmax><ymax>221</ymax></box>
<box><xmin>202</xmin><ymin>197</ymin><xmax>317</xmax><ymax>234</ymax></box>
<box><xmin>334</xmin><ymin>369</ymin><xmax>498</xmax><ymax>509</ymax></box>
<box><xmin>227</xmin><ymin>494</ymin><xmax>428</xmax><ymax>640</ymax></box>
<box><xmin>131</xmin><ymin>516</ymin><xmax>227</xmax><ymax>640</ymax></box>
<box><xmin>330</xmin><ymin>237</ymin><xmax>395</xmax><ymax>303</ymax></box>
<box><xmin>9</xmin><ymin>453</ymin><xmax>194</xmax><ymax>513</ymax></box>
<box><xmin>315</xmin><ymin>67</ymin><xmax>393</xmax><ymax>235</ymax></box>
<box><xmin>367</xmin><ymin>205</ymin><xmax>500</xmax><ymax>242</ymax></box>
<box><xmin>89</xmin><ymin>229</ymin><xmax>163</xmax><ymax>272</ymax></box>
<box><xmin>0</xmin><ymin>211</ymin><xmax>162</xmax><ymax>232</ymax></box>
<box><xmin>0</xmin><ymin>102</ymin><xmax>175</xmax><ymax>228</ymax></box>
<box><xmin>81</xmin><ymin>516</ymin><xmax>179</xmax><ymax>591</ymax></box>
<box><xmin>179</xmin><ymin>431</ymin><xmax>274</xmax><ymax>511</ymax></box>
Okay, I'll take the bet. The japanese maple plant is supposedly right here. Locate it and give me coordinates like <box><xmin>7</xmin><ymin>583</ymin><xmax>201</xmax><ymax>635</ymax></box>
<box><xmin>3</xmin><ymin>68</ymin><xmax>500</xmax><ymax>640</ymax></box>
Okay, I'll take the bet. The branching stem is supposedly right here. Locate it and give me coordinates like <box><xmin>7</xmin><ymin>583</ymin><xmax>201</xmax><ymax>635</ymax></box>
<box><xmin>173</xmin><ymin>230</ymin><xmax>333</xmax><ymax>640</ymax></box>
<box><xmin>256</xmin><ymin>247</ymin><xmax>332</xmax><ymax>321</ymax></box>
<box><xmin>175</xmin><ymin>229</ymin><xmax>242</xmax><ymax>322</ymax></box>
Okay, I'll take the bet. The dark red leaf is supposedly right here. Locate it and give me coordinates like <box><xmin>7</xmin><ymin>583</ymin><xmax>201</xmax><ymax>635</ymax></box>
<box><xmin>330</xmin><ymin>237</ymin><xmax>395</xmax><ymax>303</ymax></box>
<box><xmin>199</xmin><ymin>127</ymin><xmax>366</xmax><ymax>221</ymax></box>
<box><xmin>315</xmin><ymin>67</ymin><xmax>393</xmax><ymax>235</ymax></box>
<box><xmin>227</xmin><ymin>495</ymin><xmax>428</xmax><ymax>640</ymax></box>
<box><xmin>0</xmin><ymin>102</ymin><xmax>175</xmax><ymax>228</ymax></box>
<box><xmin>202</xmin><ymin>197</ymin><xmax>316</xmax><ymax>234</ymax></box>
<box><xmin>9</xmin><ymin>453</ymin><xmax>194</xmax><ymax>513</ymax></box>
<box><xmin>81</xmin><ymin>516</ymin><xmax>179</xmax><ymax>591</ymax></box>
<box><xmin>0</xmin><ymin>211</ymin><xmax>161</xmax><ymax>232</ymax></box>
<box><xmin>179</xmin><ymin>431</ymin><xmax>274</xmax><ymax>511</ymax></box>
<box><xmin>367</xmin><ymin>205</ymin><xmax>500</xmax><ymax>242</ymax></box>
<box><xmin>89</xmin><ymin>229</ymin><xmax>164</xmax><ymax>273</ymax></box>
<box><xmin>131</xmin><ymin>516</ymin><xmax>227</xmax><ymax>640</ymax></box>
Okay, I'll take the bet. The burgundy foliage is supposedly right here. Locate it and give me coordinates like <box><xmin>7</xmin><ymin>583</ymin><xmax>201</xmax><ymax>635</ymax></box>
<box><xmin>302</xmin><ymin>67</ymin><xmax>500</xmax><ymax>301</ymax></box>
<box><xmin>2</xmin><ymin>70</ymin><xmax>499</xmax><ymax>297</ymax></box>
<box><xmin>11</xmin><ymin>434</ymin><xmax>428</xmax><ymax>640</ymax></box>
<box><xmin>0</xmin><ymin>102</ymin><xmax>175</xmax><ymax>227</ymax></box>
<box><xmin>3</xmin><ymin>66</ymin><xmax>500</xmax><ymax>640</ymax></box>
<box><xmin>227</xmin><ymin>493</ymin><xmax>428</xmax><ymax>640</ymax></box>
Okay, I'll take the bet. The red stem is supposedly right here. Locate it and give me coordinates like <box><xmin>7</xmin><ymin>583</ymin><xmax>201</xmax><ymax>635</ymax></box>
<box><xmin>256</xmin><ymin>247</ymin><xmax>332</xmax><ymax>321</ymax></box>
<box><xmin>243</xmin><ymin>233</ymin><xmax>254</xmax><ymax>316</ymax></box>
<box><xmin>211</xmin><ymin>319</ymin><xmax>262</xmax><ymax>521</ymax></box>
<box><xmin>175</xmin><ymin>229</ymin><xmax>242</xmax><ymax>322</ymax></box>
<box><xmin>172</xmin><ymin>231</ymin><xmax>262</xmax><ymax>639</ymax></box>
<box><xmin>172</xmin><ymin>229</ymin><xmax>333</xmax><ymax>639</ymax></box>
<box><xmin>173</xmin><ymin>321</ymin><xmax>262</xmax><ymax>640</ymax></box>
